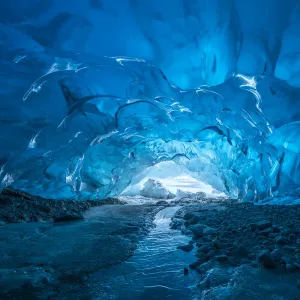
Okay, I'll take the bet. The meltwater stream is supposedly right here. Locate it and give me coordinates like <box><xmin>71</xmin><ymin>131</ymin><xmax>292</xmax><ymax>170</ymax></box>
<box><xmin>90</xmin><ymin>206</ymin><xmax>198</xmax><ymax>299</ymax></box>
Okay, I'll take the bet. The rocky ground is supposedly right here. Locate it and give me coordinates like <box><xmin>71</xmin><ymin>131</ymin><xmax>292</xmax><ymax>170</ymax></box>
<box><xmin>1</xmin><ymin>188</ymin><xmax>300</xmax><ymax>299</ymax></box>
<box><xmin>171</xmin><ymin>201</ymin><xmax>300</xmax><ymax>298</ymax></box>
<box><xmin>0</xmin><ymin>187</ymin><xmax>126</xmax><ymax>223</ymax></box>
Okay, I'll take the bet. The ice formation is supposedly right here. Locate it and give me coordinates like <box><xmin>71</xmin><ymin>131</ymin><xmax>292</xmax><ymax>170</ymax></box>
<box><xmin>140</xmin><ymin>179</ymin><xmax>175</xmax><ymax>199</ymax></box>
<box><xmin>0</xmin><ymin>0</ymin><xmax>300</xmax><ymax>202</ymax></box>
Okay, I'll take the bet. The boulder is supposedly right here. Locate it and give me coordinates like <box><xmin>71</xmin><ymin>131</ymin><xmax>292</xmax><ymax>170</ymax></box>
<box><xmin>189</xmin><ymin>260</ymin><xmax>202</xmax><ymax>269</ymax></box>
<box><xmin>199</xmin><ymin>268</ymin><xmax>230</xmax><ymax>288</ymax></box>
<box><xmin>54</xmin><ymin>210</ymin><xmax>84</xmax><ymax>222</ymax></box>
<box><xmin>140</xmin><ymin>179</ymin><xmax>175</xmax><ymax>199</ymax></box>
<box><xmin>216</xmin><ymin>255</ymin><xmax>228</xmax><ymax>262</ymax></box>
<box><xmin>272</xmin><ymin>225</ymin><xmax>281</xmax><ymax>233</ymax></box>
<box><xmin>285</xmin><ymin>264</ymin><xmax>297</xmax><ymax>272</ymax></box>
<box><xmin>257</xmin><ymin>250</ymin><xmax>276</xmax><ymax>268</ymax></box>
<box><xmin>250</xmin><ymin>223</ymin><xmax>257</xmax><ymax>231</ymax></box>
<box><xmin>275</xmin><ymin>236</ymin><xmax>285</xmax><ymax>245</ymax></box>
<box><xmin>271</xmin><ymin>249</ymin><xmax>283</xmax><ymax>261</ymax></box>
<box><xmin>268</xmin><ymin>233</ymin><xmax>279</xmax><ymax>238</ymax></box>
<box><xmin>197</xmin><ymin>244</ymin><xmax>211</xmax><ymax>253</ymax></box>
<box><xmin>203</xmin><ymin>226</ymin><xmax>217</xmax><ymax>235</ymax></box>
<box><xmin>188</xmin><ymin>224</ymin><xmax>206</xmax><ymax>236</ymax></box>
<box><xmin>257</xmin><ymin>228</ymin><xmax>273</xmax><ymax>236</ymax></box>
<box><xmin>177</xmin><ymin>243</ymin><xmax>193</xmax><ymax>252</ymax></box>
<box><xmin>256</xmin><ymin>220</ymin><xmax>272</xmax><ymax>231</ymax></box>
<box><xmin>230</xmin><ymin>245</ymin><xmax>249</xmax><ymax>258</ymax></box>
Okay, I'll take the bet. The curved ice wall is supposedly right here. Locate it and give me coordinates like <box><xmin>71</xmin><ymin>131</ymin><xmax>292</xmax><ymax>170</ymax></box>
<box><xmin>0</xmin><ymin>0</ymin><xmax>300</xmax><ymax>201</ymax></box>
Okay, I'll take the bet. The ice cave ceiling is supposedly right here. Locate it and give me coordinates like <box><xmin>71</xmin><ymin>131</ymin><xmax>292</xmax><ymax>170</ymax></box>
<box><xmin>0</xmin><ymin>0</ymin><xmax>300</xmax><ymax>202</ymax></box>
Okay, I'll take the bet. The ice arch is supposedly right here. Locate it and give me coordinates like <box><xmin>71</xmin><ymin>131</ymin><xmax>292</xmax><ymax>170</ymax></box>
<box><xmin>0</xmin><ymin>0</ymin><xmax>300</xmax><ymax>203</ymax></box>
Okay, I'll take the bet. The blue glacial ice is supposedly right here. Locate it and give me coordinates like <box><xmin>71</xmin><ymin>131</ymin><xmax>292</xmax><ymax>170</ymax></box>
<box><xmin>0</xmin><ymin>0</ymin><xmax>300</xmax><ymax>203</ymax></box>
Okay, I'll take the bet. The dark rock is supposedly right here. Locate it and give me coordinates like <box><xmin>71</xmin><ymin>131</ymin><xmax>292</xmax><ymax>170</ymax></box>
<box><xmin>156</xmin><ymin>200</ymin><xmax>169</xmax><ymax>206</ymax></box>
<box><xmin>285</xmin><ymin>264</ymin><xmax>297</xmax><ymax>272</ymax></box>
<box><xmin>30</xmin><ymin>216</ymin><xmax>41</xmax><ymax>222</ymax></box>
<box><xmin>283</xmin><ymin>245</ymin><xmax>296</xmax><ymax>253</ymax></box>
<box><xmin>203</xmin><ymin>226</ymin><xmax>217</xmax><ymax>235</ymax></box>
<box><xmin>199</xmin><ymin>268</ymin><xmax>229</xmax><ymax>288</ymax></box>
<box><xmin>188</xmin><ymin>224</ymin><xmax>205</xmax><ymax>237</ymax></box>
<box><xmin>181</xmin><ymin>228</ymin><xmax>193</xmax><ymax>235</ymax></box>
<box><xmin>275</xmin><ymin>236</ymin><xmax>285</xmax><ymax>245</ymax></box>
<box><xmin>196</xmin><ymin>251</ymin><xmax>206</xmax><ymax>259</ymax></box>
<box><xmin>184</xmin><ymin>267</ymin><xmax>189</xmax><ymax>275</ymax></box>
<box><xmin>206</xmin><ymin>249</ymin><xmax>217</xmax><ymax>258</ymax></box>
<box><xmin>216</xmin><ymin>255</ymin><xmax>228</xmax><ymax>262</ymax></box>
<box><xmin>256</xmin><ymin>220</ymin><xmax>272</xmax><ymax>231</ymax></box>
<box><xmin>170</xmin><ymin>218</ymin><xmax>183</xmax><ymax>229</ymax></box>
<box><xmin>250</xmin><ymin>223</ymin><xmax>257</xmax><ymax>231</ymax></box>
<box><xmin>252</xmin><ymin>245</ymin><xmax>261</xmax><ymax>252</ymax></box>
<box><xmin>177</xmin><ymin>243</ymin><xmax>193</xmax><ymax>252</ymax></box>
<box><xmin>54</xmin><ymin>211</ymin><xmax>84</xmax><ymax>222</ymax></box>
<box><xmin>258</xmin><ymin>250</ymin><xmax>276</xmax><ymax>268</ymax></box>
<box><xmin>288</xmin><ymin>234</ymin><xmax>297</xmax><ymax>243</ymax></box>
<box><xmin>230</xmin><ymin>245</ymin><xmax>249</xmax><ymax>258</ymax></box>
<box><xmin>197</xmin><ymin>244</ymin><xmax>211</xmax><ymax>253</ymax></box>
<box><xmin>268</xmin><ymin>233</ymin><xmax>279</xmax><ymax>238</ymax></box>
<box><xmin>183</xmin><ymin>213</ymin><xmax>194</xmax><ymax>220</ymax></box>
<box><xmin>243</xmin><ymin>228</ymin><xmax>252</xmax><ymax>235</ymax></box>
<box><xmin>258</xmin><ymin>228</ymin><xmax>273</xmax><ymax>236</ymax></box>
<box><xmin>272</xmin><ymin>226</ymin><xmax>281</xmax><ymax>233</ymax></box>
<box><xmin>38</xmin><ymin>204</ymin><xmax>51</xmax><ymax>213</ymax></box>
<box><xmin>212</xmin><ymin>240</ymin><xmax>221</xmax><ymax>249</ymax></box>
<box><xmin>189</xmin><ymin>260</ymin><xmax>202</xmax><ymax>269</ymax></box>
<box><xmin>293</xmin><ymin>262</ymin><xmax>300</xmax><ymax>270</ymax></box>
<box><xmin>228</xmin><ymin>257</ymin><xmax>239</xmax><ymax>266</ymax></box>
<box><xmin>282</xmin><ymin>256</ymin><xmax>292</xmax><ymax>264</ymax></box>
<box><xmin>283</xmin><ymin>227</ymin><xmax>295</xmax><ymax>236</ymax></box>
<box><xmin>0</xmin><ymin>197</ymin><xmax>13</xmax><ymax>205</ymax></box>
<box><xmin>271</xmin><ymin>249</ymin><xmax>283</xmax><ymax>261</ymax></box>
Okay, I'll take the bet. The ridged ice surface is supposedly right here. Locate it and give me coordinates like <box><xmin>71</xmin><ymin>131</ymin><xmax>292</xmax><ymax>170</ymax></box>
<box><xmin>1</xmin><ymin>0</ymin><xmax>300</xmax><ymax>203</ymax></box>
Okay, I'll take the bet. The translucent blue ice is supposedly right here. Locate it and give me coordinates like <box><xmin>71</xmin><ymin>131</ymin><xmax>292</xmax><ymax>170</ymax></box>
<box><xmin>0</xmin><ymin>0</ymin><xmax>300</xmax><ymax>202</ymax></box>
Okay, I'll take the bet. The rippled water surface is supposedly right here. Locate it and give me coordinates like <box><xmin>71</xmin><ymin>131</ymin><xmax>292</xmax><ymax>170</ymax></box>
<box><xmin>90</xmin><ymin>206</ymin><xmax>198</xmax><ymax>299</ymax></box>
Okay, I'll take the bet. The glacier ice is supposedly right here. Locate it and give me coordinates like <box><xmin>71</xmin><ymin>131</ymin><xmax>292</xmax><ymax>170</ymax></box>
<box><xmin>0</xmin><ymin>0</ymin><xmax>300</xmax><ymax>203</ymax></box>
<box><xmin>140</xmin><ymin>179</ymin><xmax>175</xmax><ymax>199</ymax></box>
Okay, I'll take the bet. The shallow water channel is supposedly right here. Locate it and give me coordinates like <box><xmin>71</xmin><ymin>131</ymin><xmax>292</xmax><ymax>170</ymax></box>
<box><xmin>90</xmin><ymin>206</ymin><xmax>198</xmax><ymax>299</ymax></box>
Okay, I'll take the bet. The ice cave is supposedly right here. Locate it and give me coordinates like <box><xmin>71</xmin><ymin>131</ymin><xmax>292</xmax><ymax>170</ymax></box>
<box><xmin>0</xmin><ymin>0</ymin><xmax>300</xmax><ymax>299</ymax></box>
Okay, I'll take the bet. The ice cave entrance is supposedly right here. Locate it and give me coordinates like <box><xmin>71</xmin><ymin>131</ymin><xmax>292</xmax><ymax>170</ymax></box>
<box><xmin>121</xmin><ymin>161</ymin><xmax>226</xmax><ymax>199</ymax></box>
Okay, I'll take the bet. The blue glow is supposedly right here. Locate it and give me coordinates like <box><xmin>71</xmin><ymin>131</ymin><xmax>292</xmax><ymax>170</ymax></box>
<box><xmin>0</xmin><ymin>0</ymin><xmax>300</xmax><ymax>203</ymax></box>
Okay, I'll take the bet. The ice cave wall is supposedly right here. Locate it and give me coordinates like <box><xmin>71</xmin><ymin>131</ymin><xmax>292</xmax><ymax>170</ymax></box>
<box><xmin>0</xmin><ymin>0</ymin><xmax>300</xmax><ymax>202</ymax></box>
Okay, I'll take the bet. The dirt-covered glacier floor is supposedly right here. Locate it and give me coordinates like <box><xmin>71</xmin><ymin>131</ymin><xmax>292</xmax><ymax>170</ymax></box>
<box><xmin>0</xmin><ymin>203</ymin><xmax>162</xmax><ymax>299</ymax></box>
<box><xmin>1</xmin><ymin>191</ymin><xmax>300</xmax><ymax>300</ymax></box>
<box><xmin>171</xmin><ymin>201</ymin><xmax>300</xmax><ymax>299</ymax></box>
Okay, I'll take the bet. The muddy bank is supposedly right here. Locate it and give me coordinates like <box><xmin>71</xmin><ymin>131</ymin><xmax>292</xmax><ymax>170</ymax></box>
<box><xmin>0</xmin><ymin>203</ymin><xmax>162</xmax><ymax>299</ymax></box>
<box><xmin>0</xmin><ymin>188</ymin><xmax>126</xmax><ymax>223</ymax></box>
<box><xmin>172</xmin><ymin>202</ymin><xmax>300</xmax><ymax>298</ymax></box>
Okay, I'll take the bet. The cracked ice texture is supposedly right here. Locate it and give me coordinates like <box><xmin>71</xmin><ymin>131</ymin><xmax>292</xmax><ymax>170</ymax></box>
<box><xmin>0</xmin><ymin>0</ymin><xmax>300</xmax><ymax>202</ymax></box>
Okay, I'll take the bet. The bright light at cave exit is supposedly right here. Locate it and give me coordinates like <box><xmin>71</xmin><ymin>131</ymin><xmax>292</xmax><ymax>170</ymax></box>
<box><xmin>159</xmin><ymin>175</ymin><xmax>213</xmax><ymax>194</ymax></box>
<box><xmin>121</xmin><ymin>161</ymin><xmax>226</xmax><ymax>197</ymax></box>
